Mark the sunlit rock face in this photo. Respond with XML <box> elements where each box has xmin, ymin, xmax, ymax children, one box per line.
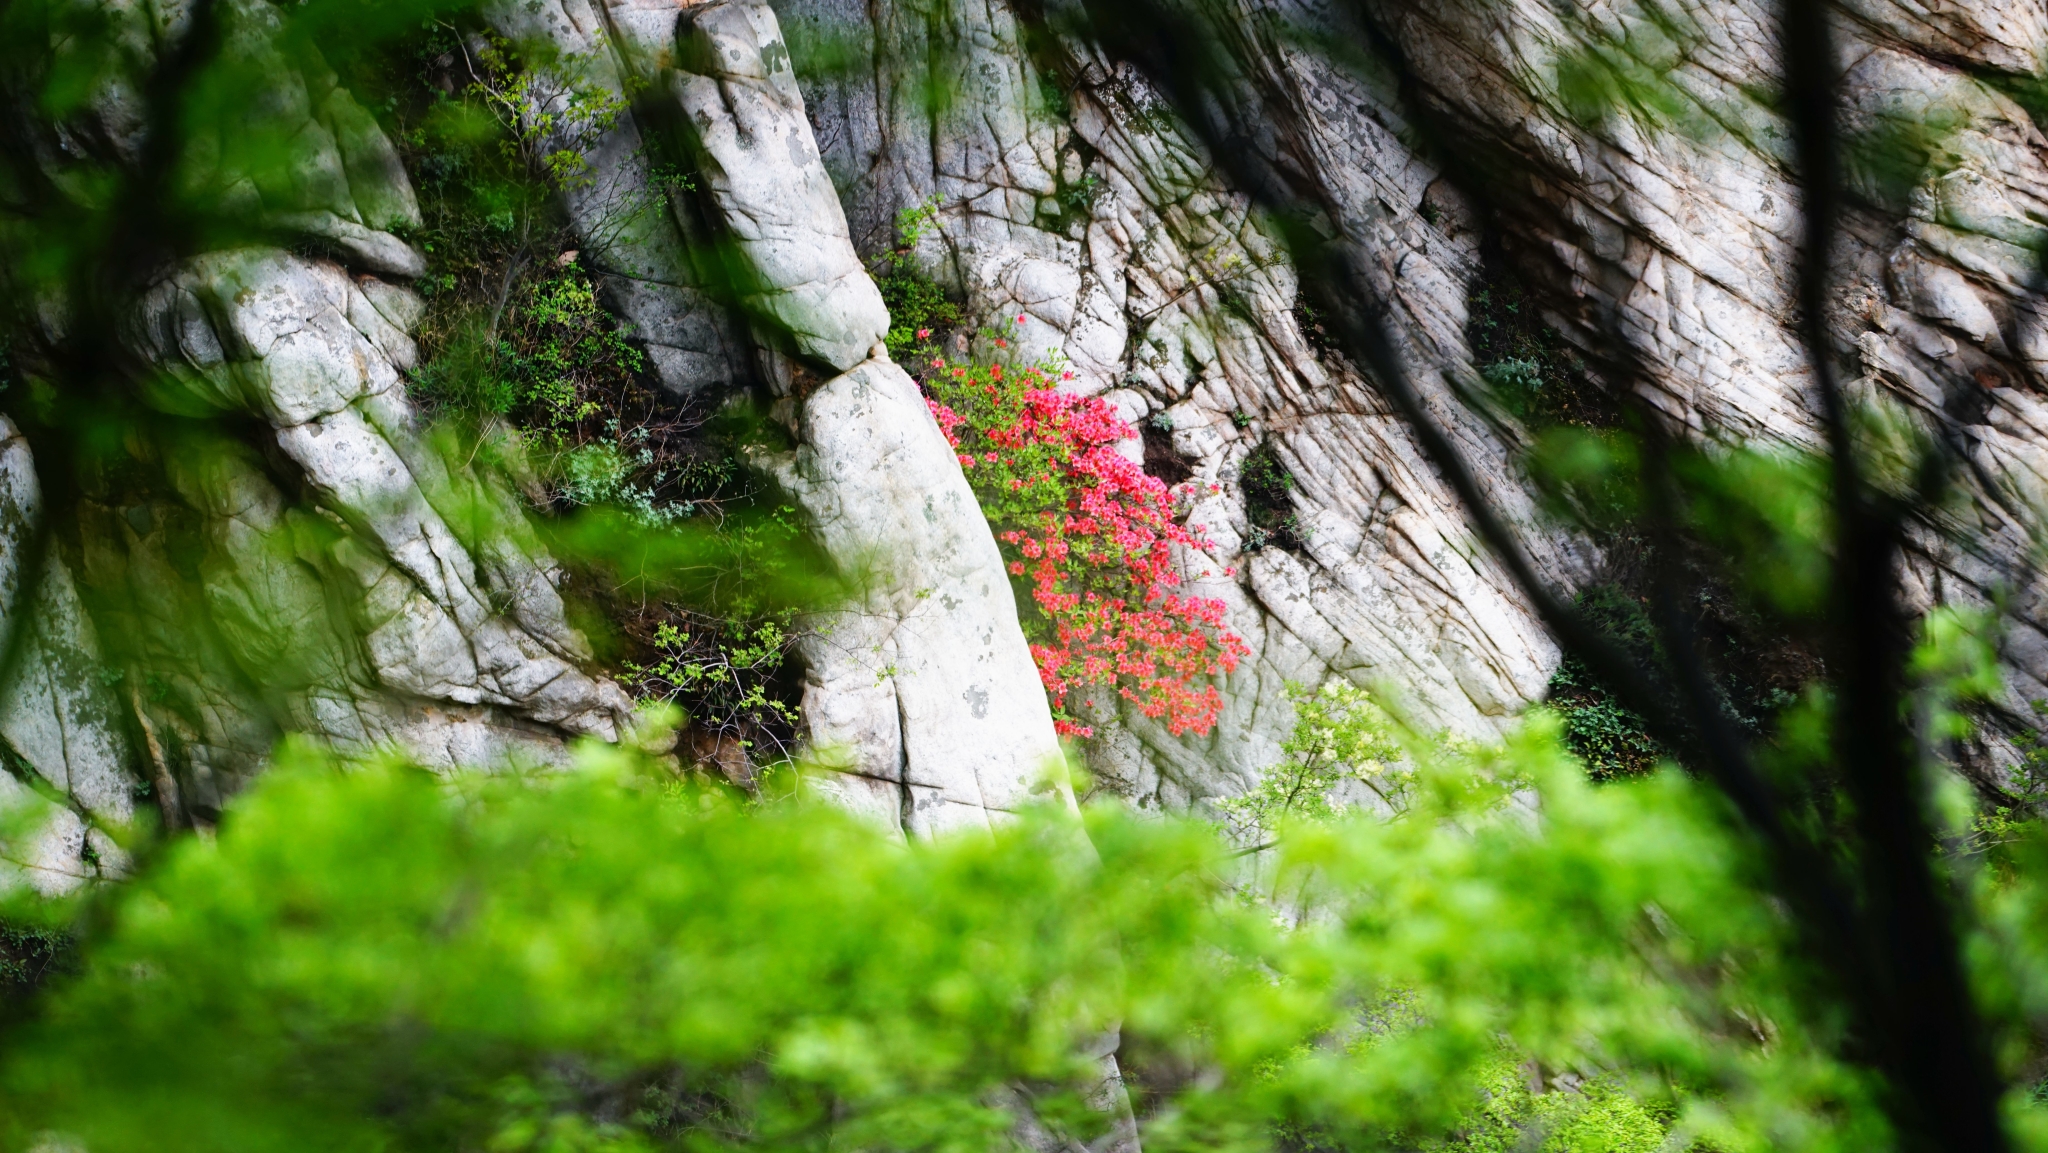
<box><xmin>765</xmin><ymin>354</ymin><xmax>1071</xmax><ymax>836</ymax></box>
<box><xmin>670</xmin><ymin>0</ymin><xmax>1069</xmax><ymax>833</ymax></box>
<box><xmin>651</xmin><ymin>0</ymin><xmax>1069</xmax><ymax>832</ymax></box>
<box><xmin>669</xmin><ymin>0</ymin><xmax>893</xmax><ymax>372</ymax></box>
<box><xmin>772</xmin><ymin>0</ymin><xmax>2048</xmax><ymax>802</ymax></box>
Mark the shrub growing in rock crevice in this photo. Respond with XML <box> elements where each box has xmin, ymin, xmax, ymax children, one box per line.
<box><xmin>1543</xmin><ymin>574</ymin><xmax>1811</xmax><ymax>782</ymax></box>
<box><xmin>1544</xmin><ymin>585</ymin><xmax>1666</xmax><ymax>780</ymax></box>
<box><xmin>1240</xmin><ymin>439</ymin><xmax>1307</xmax><ymax>552</ymax></box>
<box><xmin>872</xmin><ymin>199</ymin><xmax>963</xmax><ymax>356</ymax></box>
<box><xmin>914</xmin><ymin>326</ymin><xmax>1246</xmax><ymax>738</ymax></box>
<box><xmin>1141</xmin><ymin>417</ymin><xmax>1194</xmax><ymax>487</ymax></box>
<box><xmin>387</xmin><ymin>32</ymin><xmax>811</xmax><ymax>768</ymax></box>
<box><xmin>0</xmin><ymin>920</ymin><xmax>71</xmax><ymax>1019</ymax></box>
<box><xmin>1465</xmin><ymin>252</ymin><xmax>1618</xmax><ymax>429</ymax></box>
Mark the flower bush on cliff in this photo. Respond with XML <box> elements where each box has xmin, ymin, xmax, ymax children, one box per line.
<box><xmin>915</xmin><ymin>323</ymin><xmax>1247</xmax><ymax>737</ymax></box>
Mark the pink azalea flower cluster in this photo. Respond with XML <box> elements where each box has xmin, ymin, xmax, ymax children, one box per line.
<box><xmin>917</xmin><ymin>332</ymin><xmax>1247</xmax><ymax>738</ymax></box>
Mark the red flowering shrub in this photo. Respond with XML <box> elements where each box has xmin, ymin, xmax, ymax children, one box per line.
<box><xmin>915</xmin><ymin>324</ymin><xmax>1247</xmax><ymax>738</ymax></box>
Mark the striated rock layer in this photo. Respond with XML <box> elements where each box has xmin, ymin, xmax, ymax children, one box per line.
<box><xmin>775</xmin><ymin>0</ymin><xmax>2048</xmax><ymax>802</ymax></box>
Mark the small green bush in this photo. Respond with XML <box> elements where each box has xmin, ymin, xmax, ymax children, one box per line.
<box><xmin>1219</xmin><ymin>680</ymin><xmax>1402</xmax><ymax>847</ymax></box>
<box><xmin>874</xmin><ymin>199</ymin><xmax>963</xmax><ymax>354</ymax></box>
<box><xmin>625</xmin><ymin>613</ymin><xmax>802</xmax><ymax>763</ymax></box>
<box><xmin>1449</xmin><ymin>1055</ymin><xmax>1671</xmax><ymax>1153</ymax></box>
<box><xmin>1480</xmin><ymin>356</ymin><xmax>1544</xmax><ymax>398</ymax></box>
<box><xmin>1240</xmin><ymin>440</ymin><xmax>1306</xmax><ymax>551</ymax></box>
<box><xmin>0</xmin><ymin>920</ymin><xmax>70</xmax><ymax>1007</ymax></box>
<box><xmin>1466</xmin><ymin>268</ymin><xmax>1616</xmax><ymax>429</ymax></box>
<box><xmin>878</xmin><ymin>269</ymin><xmax>962</xmax><ymax>355</ymax></box>
<box><xmin>1545</xmin><ymin>588</ymin><xmax>1665</xmax><ymax>780</ymax></box>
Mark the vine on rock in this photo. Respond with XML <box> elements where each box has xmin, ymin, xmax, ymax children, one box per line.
<box><xmin>913</xmin><ymin>322</ymin><xmax>1248</xmax><ymax>738</ymax></box>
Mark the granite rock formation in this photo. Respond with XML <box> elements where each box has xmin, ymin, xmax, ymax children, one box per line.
<box><xmin>485</xmin><ymin>0</ymin><xmax>1069</xmax><ymax>833</ymax></box>
<box><xmin>0</xmin><ymin>0</ymin><xmax>636</xmax><ymax>887</ymax></box>
<box><xmin>779</xmin><ymin>0</ymin><xmax>2048</xmax><ymax>803</ymax></box>
<box><xmin>5</xmin><ymin>0</ymin><xmax>2048</xmax><ymax>864</ymax></box>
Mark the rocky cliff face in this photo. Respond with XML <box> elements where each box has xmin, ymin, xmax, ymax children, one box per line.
<box><xmin>0</xmin><ymin>0</ymin><xmax>638</xmax><ymax>888</ymax></box>
<box><xmin>3</xmin><ymin>0</ymin><xmax>2046</xmax><ymax>876</ymax></box>
<box><xmin>779</xmin><ymin>0</ymin><xmax>2048</xmax><ymax>801</ymax></box>
<box><xmin>782</xmin><ymin>0</ymin><xmax>1590</xmax><ymax>805</ymax></box>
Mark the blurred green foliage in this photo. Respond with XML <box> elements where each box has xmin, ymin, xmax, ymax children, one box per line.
<box><xmin>1547</xmin><ymin>6</ymin><xmax>1756</xmax><ymax>149</ymax></box>
<box><xmin>4</xmin><ymin>712</ymin><xmax>2001</xmax><ymax>1153</ymax></box>
<box><xmin>1436</xmin><ymin>1055</ymin><xmax>1673</xmax><ymax>1153</ymax></box>
<box><xmin>1525</xmin><ymin>427</ymin><xmax>1838</xmax><ymax>781</ymax></box>
<box><xmin>1973</xmin><ymin>703</ymin><xmax>2048</xmax><ymax>872</ymax></box>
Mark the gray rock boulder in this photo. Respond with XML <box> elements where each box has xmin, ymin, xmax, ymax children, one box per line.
<box><xmin>94</xmin><ymin>245</ymin><xmax>637</xmax><ymax>799</ymax></box>
<box><xmin>764</xmin><ymin>355</ymin><xmax>1071</xmax><ymax>835</ymax></box>
<box><xmin>0</xmin><ymin>417</ymin><xmax>140</xmax><ymax>894</ymax></box>
<box><xmin>482</xmin><ymin>0</ymin><xmax>755</xmax><ymax>400</ymax></box>
<box><xmin>644</xmin><ymin>0</ymin><xmax>1068</xmax><ymax>833</ymax></box>
<box><xmin>669</xmin><ymin>0</ymin><xmax>891</xmax><ymax>371</ymax></box>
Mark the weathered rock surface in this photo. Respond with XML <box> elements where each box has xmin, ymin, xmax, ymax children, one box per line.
<box><xmin>671</xmin><ymin>0</ymin><xmax>892</xmax><ymax>371</ymax></box>
<box><xmin>1345</xmin><ymin>0</ymin><xmax>2048</xmax><ymax>734</ymax></box>
<box><xmin>767</xmin><ymin>355</ymin><xmax>1069</xmax><ymax>835</ymax></box>
<box><xmin>663</xmin><ymin>0</ymin><xmax>1068</xmax><ymax>833</ymax></box>
<box><xmin>51</xmin><ymin>241</ymin><xmax>639</xmax><ymax>814</ymax></box>
<box><xmin>0</xmin><ymin>417</ymin><xmax>137</xmax><ymax>894</ymax></box>
<box><xmin>771</xmin><ymin>0</ymin><xmax>2048</xmax><ymax>801</ymax></box>
<box><xmin>491</xmin><ymin>0</ymin><xmax>1067</xmax><ymax>834</ymax></box>
<box><xmin>103</xmin><ymin>247</ymin><xmax>637</xmax><ymax>769</ymax></box>
<box><xmin>11</xmin><ymin>0</ymin><xmax>2048</xmax><ymax>839</ymax></box>
<box><xmin>483</xmin><ymin>0</ymin><xmax>756</xmax><ymax>400</ymax></box>
<box><xmin>0</xmin><ymin>0</ymin><xmax>635</xmax><ymax>838</ymax></box>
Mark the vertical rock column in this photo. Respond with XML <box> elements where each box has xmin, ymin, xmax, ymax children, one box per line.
<box><xmin>667</xmin><ymin>0</ymin><xmax>1068</xmax><ymax>836</ymax></box>
<box><xmin>483</xmin><ymin>0</ymin><xmax>754</xmax><ymax>401</ymax></box>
